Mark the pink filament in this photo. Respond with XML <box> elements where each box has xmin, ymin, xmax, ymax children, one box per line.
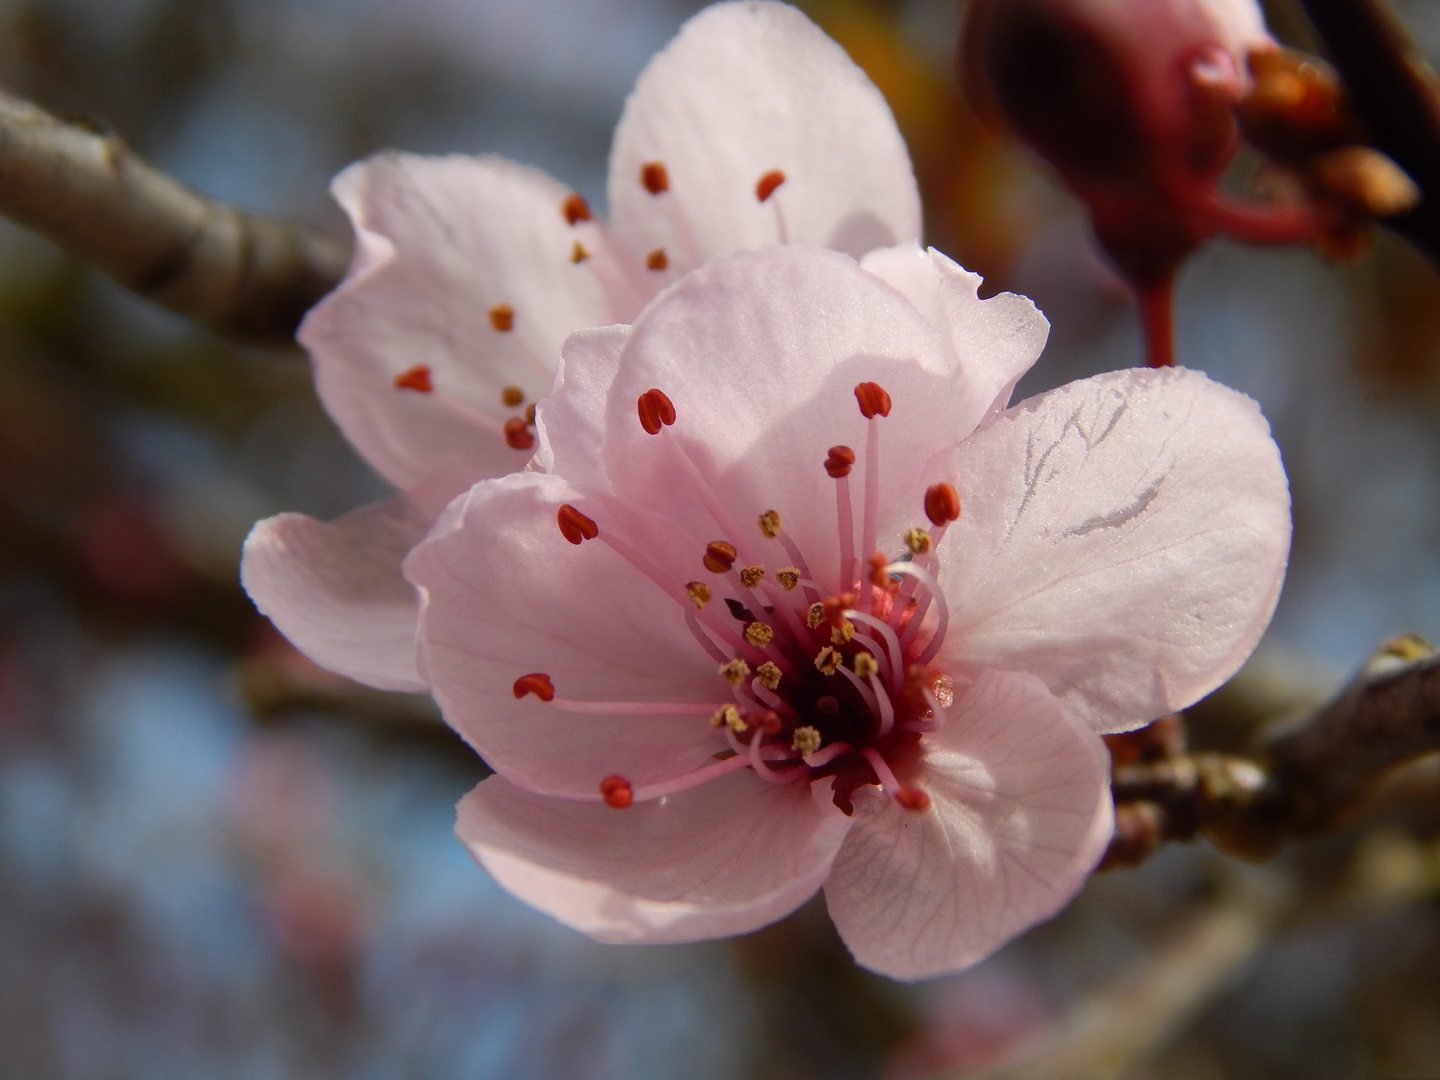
<box><xmin>861</xmin><ymin>415</ymin><xmax>880</xmax><ymax>613</ymax></box>
<box><xmin>551</xmin><ymin>698</ymin><xmax>731</xmax><ymax>716</ymax></box>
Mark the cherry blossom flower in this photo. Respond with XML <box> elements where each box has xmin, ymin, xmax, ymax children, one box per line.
<box><xmin>242</xmin><ymin>1</ymin><xmax>920</xmax><ymax>691</ymax></box>
<box><xmin>404</xmin><ymin>244</ymin><xmax>1291</xmax><ymax>979</ymax></box>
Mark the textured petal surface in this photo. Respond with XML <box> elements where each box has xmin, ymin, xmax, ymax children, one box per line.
<box><xmin>824</xmin><ymin>669</ymin><xmax>1112</xmax><ymax>980</ymax></box>
<box><xmin>861</xmin><ymin>243</ymin><xmax>1050</xmax><ymax>417</ymax></box>
<box><xmin>578</xmin><ymin>247</ymin><xmax>989</xmax><ymax>595</ymax></box>
<box><xmin>241</xmin><ymin>484</ymin><xmax>457</xmax><ymax>692</ymax></box>
<box><xmin>937</xmin><ymin>367</ymin><xmax>1291</xmax><ymax>733</ymax></box>
<box><xmin>408</xmin><ymin>471</ymin><xmax>743</xmax><ymax>798</ymax></box>
<box><xmin>456</xmin><ymin>770</ymin><xmax>852</xmax><ymax>944</ymax></box>
<box><xmin>301</xmin><ymin>153</ymin><xmax>616</xmax><ymax>489</ymax></box>
<box><xmin>532</xmin><ymin>324</ymin><xmax>631</xmax><ymax>493</ymax></box>
<box><xmin>609</xmin><ymin>1</ymin><xmax>920</xmax><ymax>284</ymax></box>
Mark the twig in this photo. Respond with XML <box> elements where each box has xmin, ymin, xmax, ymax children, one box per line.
<box><xmin>1295</xmin><ymin>0</ymin><xmax>1440</xmax><ymax>265</ymax></box>
<box><xmin>0</xmin><ymin>86</ymin><xmax>349</xmax><ymax>344</ymax></box>
<box><xmin>946</xmin><ymin>864</ymin><xmax>1291</xmax><ymax>1080</ymax></box>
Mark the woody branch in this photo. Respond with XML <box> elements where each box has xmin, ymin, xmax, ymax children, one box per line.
<box><xmin>0</xmin><ymin>85</ymin><xmax>349</xmax><ymax>344</ymax></box>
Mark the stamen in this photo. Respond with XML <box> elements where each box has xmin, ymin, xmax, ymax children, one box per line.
<box><xmin>924</xmin><ymin>483</ymin><xmax>961</xmax><ymax>526</ymax></box>
<box><xmin>775</xmin><ymin>568</ymin><xmax>800</xmax><ymax>591</ymax></box>
<box><xmin>744</xmin><ymin>621</ymin><xmax>775</xmax><ymax>647</ymax></box>
<box><xmin>393</xmin><ymin>365</ymin><xmax>432</xmax><ymax>393</ymax></box>
<box><xmin>512</xmin><ymin>673</ymin><xmax>555</xmax><ymax>701</ymax></box>
<box><xmin>905</xmin><ymin>527</ymin><xmax>932</xmax><ymax>555</ymax></box>
<box><xmin>792</xmin><ymin>726</ymin><xmax>822</xmax><ymax>755</ymax></box>
<box><xmin>837</xmin><ymin>665</ymin><xmax>879</xmax><ymax>712</ymax></box>
<box><xmin>802</xmin><ymin>741</ymin><xmax>852</xmax><ymax>767</ymax></box>
<box><xmin>637</xmin><ymin>388</ymin><xmax>677</xmax><ymax>435</ymax></box>
<box><xmin>738</xmin><ymin>565</ymin><xmax>765</xmax><ymax>589</ymax></box>
<box><xmin>571</xmin><ymin>241</ymin><xmax>590</xmax><ymax>263</ymax></box>
<box><xmin>500</xmin><ymin>385</ymin><xmax>525</xmax><ymax>407</ymax></box>
<box><xmin>889</xmin><ymin>562</ymin><xmax>951</xmax><ymax>662</ymax></box>
<box><xmin>685</xmin><ymin>605</ymin><xmax>730</xmax><ymax>664</ymax></box>
<box><xmin>830</xmin><ymin>621</ymin><xmax>855</xmax><ymax>645</ymax></box>
<box><xmin>748</xmin><ymin>728</ymin><xmax>802</xmax><ymax>784</ymax></box>
<box><xmin>631</xmin><ymin>753</ymin><xmax>760</xmax><ymax>802</ymax></box>
<box><xmin>562</xmin><ymin>192</ymin><xmax>592</xmax><ymax>224</ymax></box>
<box><xmin>748</xmin><ymin>708</ymin><xmax>782</xmax><ymax>733</ymax></box>
<box><xmin>646</xmin><ymin>248</ymin><xmax>669</xmax><ymax>271</ymax></box>
<box><xmin>853</xmin><ymin>653</ymin><xmax>879</xmax><ymax>678</ymax></box>
<box><xmin>557</xmin><ymin>504</ymin><xmax>599</xmax><ymax>545</ymax></box>
<box><xmin>749</xmin><ymin>680</ymin><xmax>798</xmax><ymax>719</ymax></box>
<box><xmin>703</xmin><ymin>541</ymin><xmax>738</xmax><ymax>574</ymax></box>
<box><xmin>806</xmin><ymin>604</ymin><xmax>825</xmax><ymax>630</ymax></box>
<box><xmin>710</xmin><ymin>704</ymin><xmax>747</xmax><ymax>731</ymax></box>
<box><xmin>821</xmin><ymin>594</ymin><xmax>857</xmax><ymax>626</ymax></box>
<box><xmin>868</xmin><ymin>552</ymin><xmax>892</xmax><ymax>589</ymax></box>
<box><xmin>663</xmin><ymin>433</ymin><xmax>751</xmax><ymax>554</ymax></box>
<box><xmin>600</xmin><ymin>775</ymin><xmax>633</xmax><ymax>808</ymax></box>
<box><xmin>685</xmin><ymin>581</ymin><xmax>712</xmax><ymax>609</ymax></box>
<box><xmin>489</xmin><ymin>304</ymin><xmax>515</xmax><ymax>332</ymax></box>
<box><xmin>551</xmin><ymin>698</ymin><xmax>730</xmax><ymax>716</ymax></box>
<box><xmin>853</xmin><ymin>382</ymin><xmax>892</xmax><ymax>419</ymax></box>
<box><xmin>815</xmin><ymin>647</ymin><xmax>842</xmax><ymax>676</ymax></box>
<box><xmin>503</xmin><ymin>416</ymin><xmax>534</xmax><ymax>450</ymax></box>
<box><xmin>861</xmin><ymin>748</ymin><xmax>928</xmax><ymax>811</ymax></box>
<box><xmin>755</xmin><ymin>170</ymin><xmax>786</xmax><ymax>202</ymax></box>
<box><xmin>755</xmin><ymin>662</ymin><xmax>782</xmax><ymax>689</ymax></box>
<box><xmin>525</xmin><ymin>404</ymin><xmax>537</xmax><ymax>424</ymax></box>
<box><xmin>824</xmin><ymin>445</ymin><xmax>855</xmax><ymax>478</ymax></box>
<box><xmin>719</xmin><ymin>658</ymin><xmax>751</xmax><ymax>686</ymax></box>
<box><xmin>757</xmin><ymin>510</ymin><xmax>782</xmax><ymax>538</ymax></box>
<box><xmin>845</xmin><ymin>609</ymin><xmax>904</xmax><ymax>686</ymax></box>
<box><xmin>832</xmin><ymin>471</ymin><xmax>855</xmax><ymax>594</ymax></box>
<box><xmin>641</xmin><ymin>161</ymin><xmax>669</xmax><ymax>194</ymax></box>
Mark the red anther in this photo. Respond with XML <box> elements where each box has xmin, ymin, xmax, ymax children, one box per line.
<box><xmin>748</xmin><ymin>709</ymin><xmax>783</xmax><ymax>734</ymax></box>
<box><xmin>896</xmin><ymin>787</ymin><xmax>931</xmax><ymax>811</ymax></box>
<box><xmin>755</xmin><ymin>169</ymin><xmax>786</xmax><ymax>202</ymax></box>
<box><xmin>924</xmin><ymin>482</ymin><xmax>961</xmax><ymax>526</ymax></box>
<box><xmin>636</xmin><ymin>388</ymin><xmax>677</xmax><ymax>435</ymax></box>
<box><xmin>868</xmin><ymin>551</ymin><xmax>891</xmax><ymax>587</ymax></box>
<box><xmin>562</xmin><ymin>192</ymin><xmax>592</xmax><ymax>225</ymax></box>
<box><xmin>854</xmin><ymin>382</ymin><xmax>892</xmax><ymax>418</ymax></box>
<box><xmin>393</xmin><ymin>365</ymin><xmax>433</xmax><ymax>393</ymax></box>
<box><xmin>570</xmin><ymin>241</ymin><xmax>590</xmax><ymax>263</ymax></box>
<box><xmin>824</xmin><ymin>445</ymin><xmax>856</xmax><ymax>479</ymax></box>
<box><xmin>503</xmin><ymin>416</ymin><xmax>534</xmax><ymax>450</ymax></box>
<box><xmin>512</xmin><ymin>673</ymin><xmax>555</xmax><ymax>701</ymax></box>
<box><xmin>703</xmin><ymin>540</ymin><xmax>738</xmax><ymax>574</ymax></box>
<box><xmin>489</xmin><ymin>304</ymin><xmax>515</xmax><ymax>331</ymax></box>
<box><xmin>600</xmin><ymin>775</ymin><xmax>634</xmax><ymax>808</ymax></box>
<box><xmin>641</xmin><ymin>161</ymin><xmax>669</xmax><ymax>194</ymax></box>
<box><xmin>821</xmin><ymin>593</ymin><xmax>857</xmax><ymax>626</ymax></box>
<box><xmin>557</xmin><ymin>504</ymin><xmax>599</xmax><ymax>545</ymax></box>
<box><xmin>646</xmin><ymin>248</ymin><xmax>669</xmax><ymax>271</ymax></box>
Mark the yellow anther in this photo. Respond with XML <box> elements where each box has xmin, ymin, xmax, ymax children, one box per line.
<box><xmin>775</xmin><ymin>568</ymin><xmax>800</xmax><ymax>591</ymax></box>
<box><xmin>757</xmin><ymin>510</ymin><xmax>782</xmax><ymax>539</ymax></box>
<box><xmin>806</xmin><ymin>603</ymin><xmax>825</xmax><ymax>629</ymax></box>
<box><xmin>709</xmin><ymin>704</ymin><xmax>742</xmax><ymax>730</ymax></box>
<box><xmin>685</xmin><ymin>581</ymin><xmax>711</xmax><ymax>609</ymax></box>
<box><xmin>792</xmin><ymin>726</ymin><xmax>822</xmax><ymax>755</ymax></box>
<box><xmin>853</xmin><ymin>652</ymin><xmax>879</xmax><ymax>678</ymax></box>
<box><xmin>756</xmin><ymin>662</ymin><xmax>782</xmax><ymax>690</ymax></box>
<box><xmin>814</xmin><ymin>647</ymin><xmax>841</xmax><ymax>676</ymax></box>
<box><xmin>744</xmin><ymin>621</ymin><xmax>775</xmax><ymax>647</ymax></box>
<box><xmin>830</xmin><ymin>620</ymin><xmax>855</xmax><ymax>645</ymax></box>
<box><xmin>739</xmin><ymin>565</ymin><xmax>765</xmax><ymax>589</ymax></box>
<box><xmin>500</xmin><ymin>385</ymin><xmax>524</xmax><ymax>408</ymax></box>
<box><xmin>719</xmin><ymin>658</ymin><xmax>751</xmax><ymax>686</ymax></box>
<box><xmin>904</xmin><ymin>527</ymin><xmax>932</xmax><ymax>555</ymax></box>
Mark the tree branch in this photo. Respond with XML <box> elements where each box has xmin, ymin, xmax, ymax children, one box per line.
<box><xmin>0</xmin><ymin>86</ymin><xmax>349</xmax><ymax>344</ymax></box>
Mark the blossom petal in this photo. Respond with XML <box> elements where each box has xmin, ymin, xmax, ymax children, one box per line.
<box><xmin>301</xmin><ymin>152</ymin><xmax>616</xmax><ymax>490</ymax></box>
<box><xmin>861</xmin><ymin>243</ymin><xmax>1050</xmax><ymax>416</ymax></box>
<box><xmin>824</xmin><ymin>669</ymin><xmax>1112</xmax><ymax>980</ymax></box>
<box><xmin>532</xmin><ymin>324</ymin><xmax>631</xmax><ymax>493</ymax></box>
<box><xmin>937</xmin><ymin>367</ymin><xmax>1291</xmax><ymax>733</ymax></box>
<box><xmin>585</xmin><ymin>246</ymin><xmax>988</xmax><ymax>595</ymax></box>
<box><xmin>608</xmin><ymin>1</ymin><xmax>920</xmax><ymax>282</ymax></box>
<box><xmin>241</xmin><ymin>487</ymin><xmax>453</xmax><ymax>692</ymax></box>
<box><xmin>407</xmin><ymin>470</ymin><xmax>740</xmax><ymax>798</ymax></box>
<box><xmin>456</xmin><ymin>769</ymin><xmax>852</xmax><ymax>944</ymax></box>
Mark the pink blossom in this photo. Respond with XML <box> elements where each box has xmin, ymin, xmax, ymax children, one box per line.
<box><xmin>404</xmin><ymin>244</ymin><xmax>1291</xmax><ymax>979</ymax></box>
<box><xmin>241</xmin><ymin>1</ymin><xmax>920</xmax><ymax>691</ymax></box>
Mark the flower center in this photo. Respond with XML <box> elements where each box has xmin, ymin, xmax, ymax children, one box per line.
<box><xmin>515</xmin><ymin>382</ymin><xmax>963</xmax><ymax>814</ymax></box>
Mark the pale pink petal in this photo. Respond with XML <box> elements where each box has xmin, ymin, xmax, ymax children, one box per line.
<box><xmin>407</xmin><ymin>471</ymin><xmax>740</xmax><ymax>798</ymax></box>
<box><xmin>608</xmin><ymin>1</ymin><xmax>920</xmax><ymax>283</ymax></box>
<box><xmin>861</xmin><ymin>243</ymin><xmax>1050</xmax><ymax>420</ymax></box>
<box><xmin>824</xmin><ymin>669</ymin><xmax>1112</xmax><ymax>980</ymax></box>
<box><xmin>937</xmin><ymin>367</ymin><xmax>1291</xmax><ymax>733</ymax></box>
<box><xmin>301</xmin><ymin>153</ymin><xmax>617</xmax><ymax>490</ymax></box>
<box><xmin>457</xmin><ymin>769</ymin><xmax>852</xmax><ymax>944</ymax></box>
<box><xmin>591</xmin><ymin>246</ymin><xmax>987</xmax><ymax>594</ymax></box>
<box><xmin>241</xmin><ymin>486</ymin><xmax>451</xmax><ymax>692</ymax></box>
<box><xmin>532</xmin><ymin>323</ymin><xmax>631</xmax><ymax>493</ymax></box>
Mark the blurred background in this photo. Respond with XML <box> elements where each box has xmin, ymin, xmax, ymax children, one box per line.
<box><xmin>0</xmin><ymin>0</ymin><xmax>1437</xmax><ymax>1077</ymax></box>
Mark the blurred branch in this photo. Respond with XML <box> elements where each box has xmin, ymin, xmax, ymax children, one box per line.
<box><xmin>1102</xmin><ymin>636</ymin><xmax>1440</xmax><ymax>868</ymax></box>
<box><xmin>0</xmin><ymin>86</ymin><xmax>349</xmax><ymax>344</ymax></box>
<box><xmin>950</xmin><ymin>866</ymin><xmax>1291</xmax><ymax>1080</ymax></box>
<box><xmin>1296</xmin><ymin>0</ymin><xmax>1440</xmax><ymax>265</ymax></box>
